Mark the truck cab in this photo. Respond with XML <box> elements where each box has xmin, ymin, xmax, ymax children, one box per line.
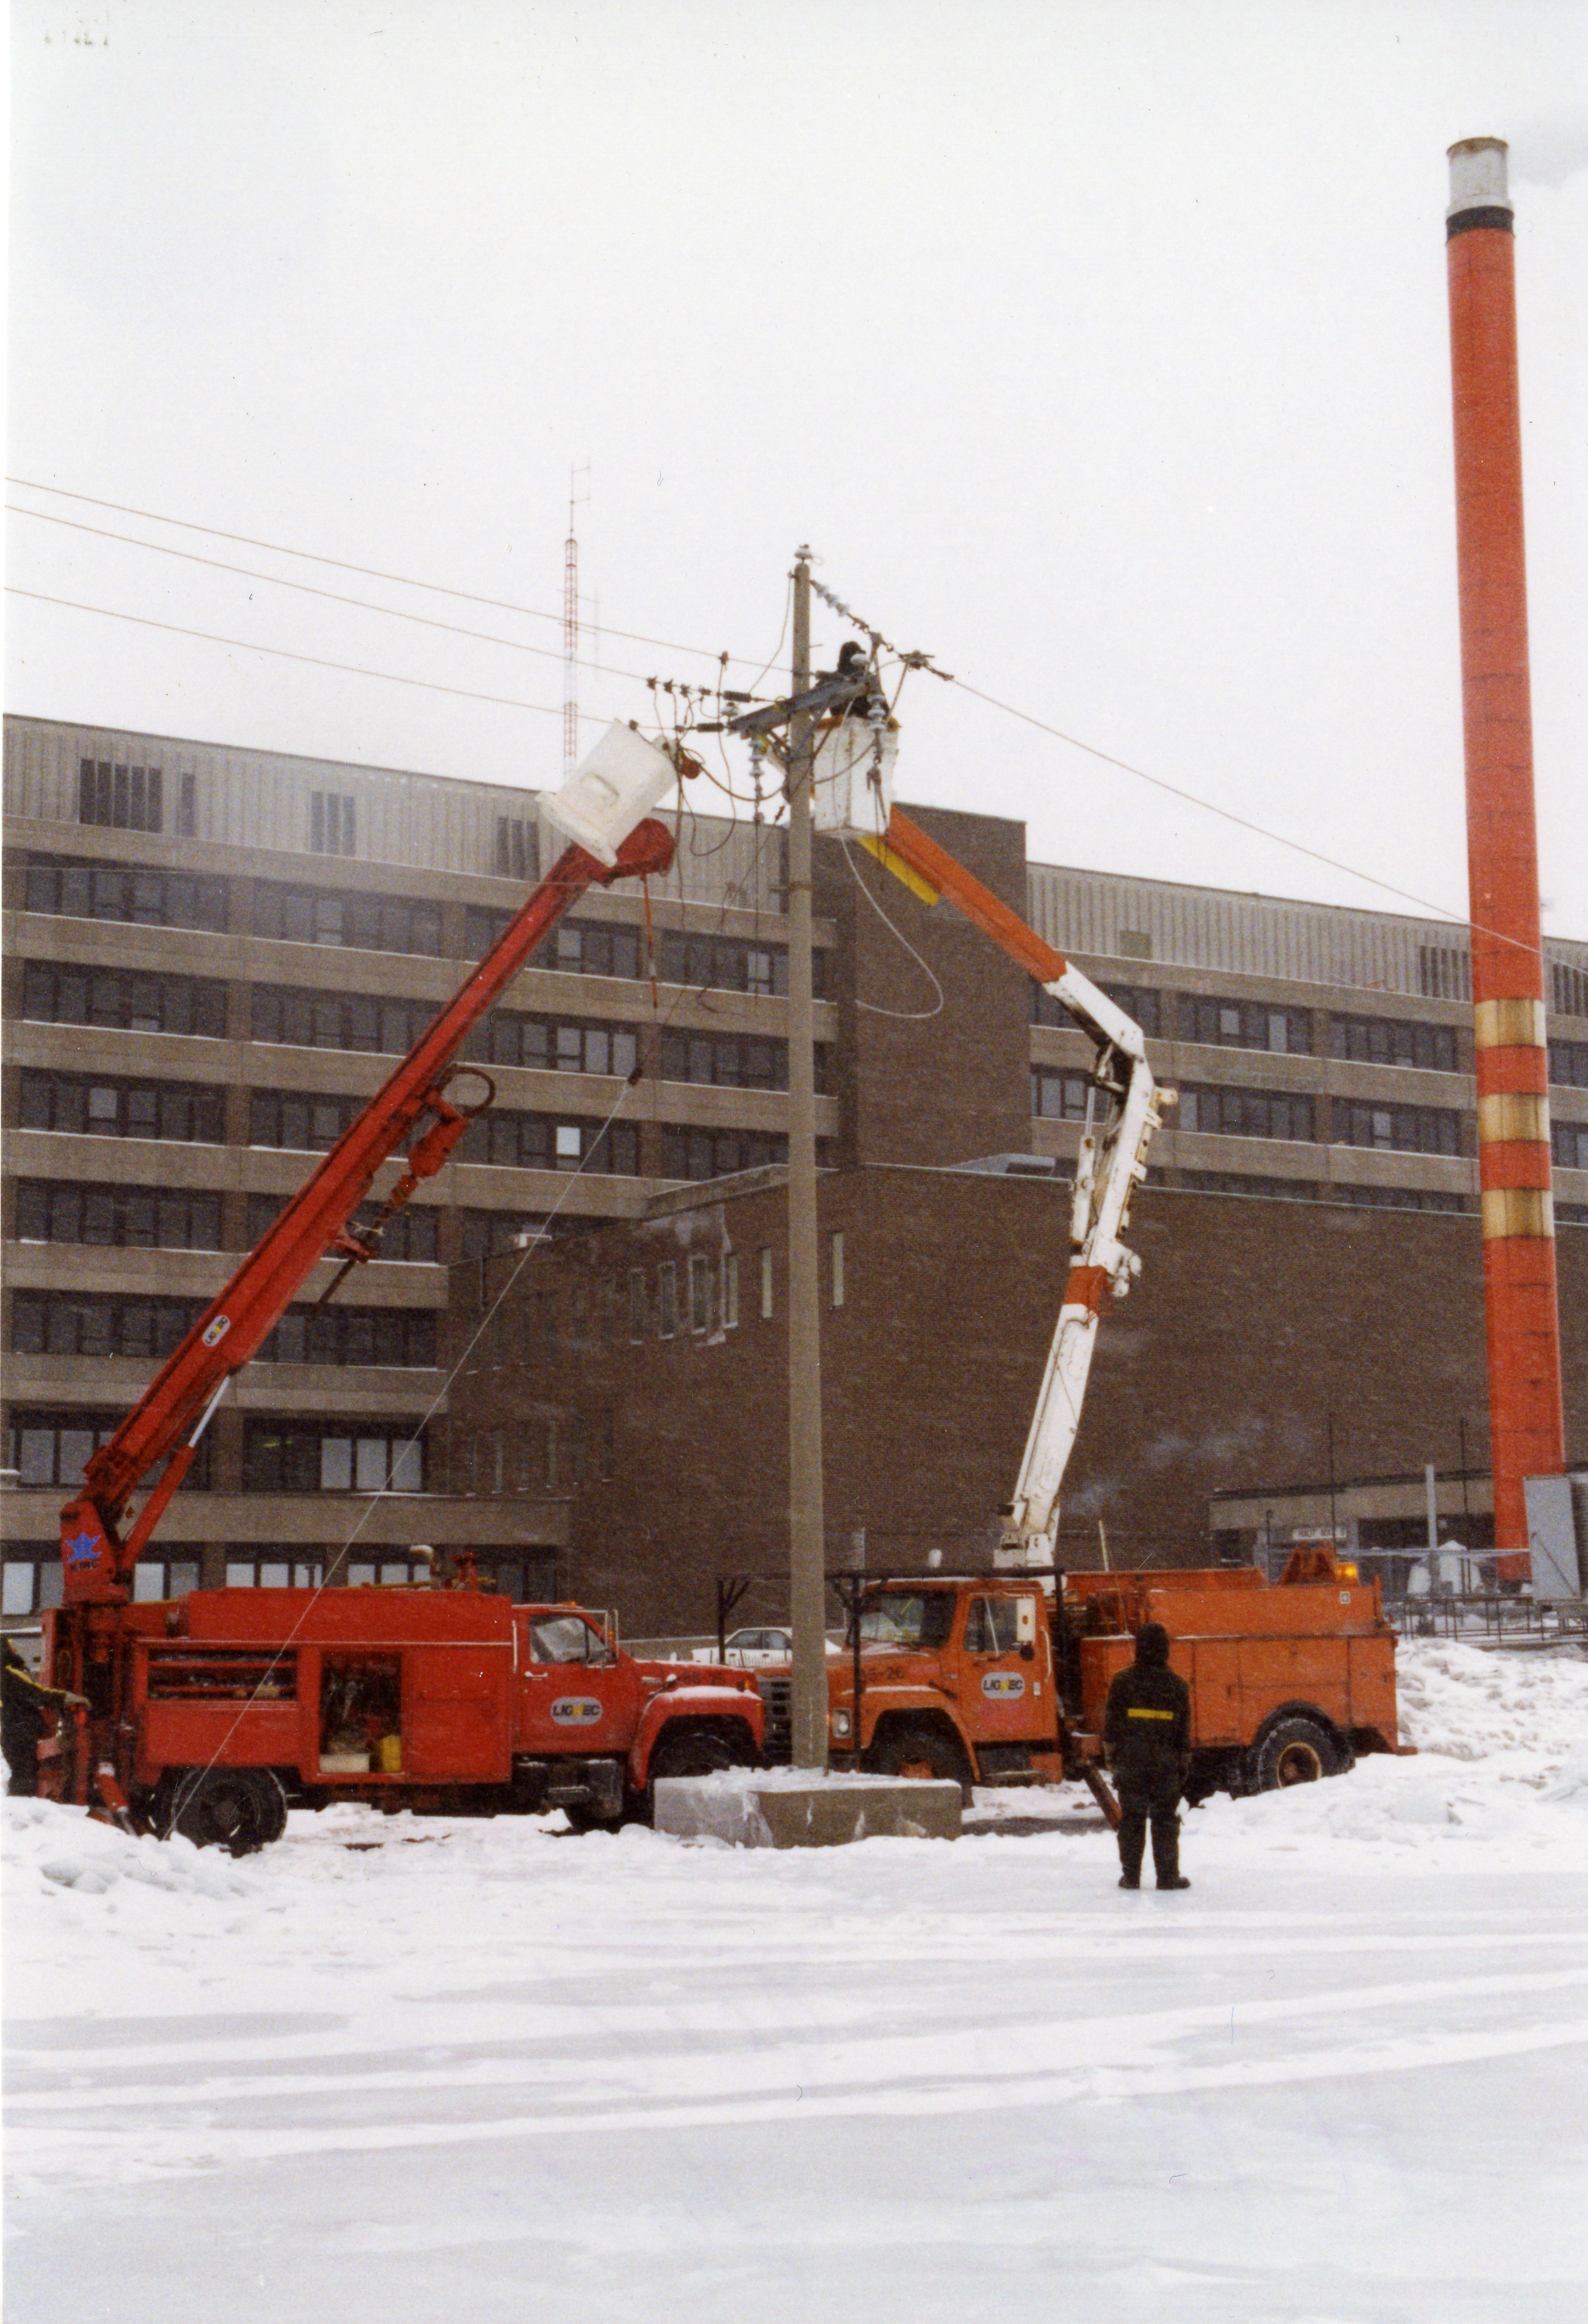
<box><xmin>818</xmin><ymin>1578</ymin><xmax>1069</xmax><ymax>1792</ymax></box>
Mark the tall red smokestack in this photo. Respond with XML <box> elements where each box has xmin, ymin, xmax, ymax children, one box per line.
<box><xmin>1445</xmin><ymin>135</ymin><xmax>1566</xmax><ymax>1578</ymax></box>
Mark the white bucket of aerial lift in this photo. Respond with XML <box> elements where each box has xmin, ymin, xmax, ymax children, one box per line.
<box><xmin>541</xmin><ymin>721</ymin><xmax>678</xmax><ymax>867</ymax></box>
<box><xmin>811</xmin><ymin>716</ymin><xmax>898</xmax><ymax>839</ymax></box>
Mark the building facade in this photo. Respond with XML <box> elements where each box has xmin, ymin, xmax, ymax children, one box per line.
<box><xmin>4</xmin><ymin>711</ymin><xmax>1585</xmax><ymax>1633</ymax></box>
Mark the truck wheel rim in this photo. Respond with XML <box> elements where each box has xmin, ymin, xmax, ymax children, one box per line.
<box><xmin>1275</xmin><ymin>1741</ymin><xmax>1324</xmax><ymax>1785</ymax></box>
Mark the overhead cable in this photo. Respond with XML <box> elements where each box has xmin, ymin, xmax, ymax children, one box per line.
<box><xmin>6</xmin><ymin>587</ymin><xmax>568</xmax><ymax>721</ymax></box>
<box><xmin>951</xmin><ymin>673</ymin><xmax>1540</xmax><ymax>956</ymax></box>
<box><xmin>6</xmin><ymin>474</ymin><xmax>762</xmax><ymax>669</ymax></box>
<box><xmin>8</xmin><ymin>505</ymin><xmax>675</xmax><ymax>691</ymax></box>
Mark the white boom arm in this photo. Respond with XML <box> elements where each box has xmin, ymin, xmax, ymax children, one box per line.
<box><xmin>997</xmin><ymin>964</ymin><xmax>1171</xmax><ymax>1568</ymax></box>
<box><xmin>841</xmin><ymin>803</ymin><xmax>1174</xmax><ymax>1573</ymax></box>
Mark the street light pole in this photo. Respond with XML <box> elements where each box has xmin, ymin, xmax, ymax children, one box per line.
<box><xmin>786</xmin><ymin>548</ymin><xmax>828</xmax><ymax>1769</ymax></box>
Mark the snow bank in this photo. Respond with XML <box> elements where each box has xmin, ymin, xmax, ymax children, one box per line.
<box><xmin>1</xmin><ymin>1794</ymin><xmax>255</xmax><ymax>1901</ymax></box>
<box><xmin>1394</xmin><ymin>1636</ymin><xmax>1588</xmax><ymax>1762</ymax></box>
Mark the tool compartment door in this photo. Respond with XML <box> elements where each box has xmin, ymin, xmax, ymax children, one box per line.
<box><xmin>403</xmin><ymin>1644</ymin><xmax>513</xmax><ymax>1782</ymax></box>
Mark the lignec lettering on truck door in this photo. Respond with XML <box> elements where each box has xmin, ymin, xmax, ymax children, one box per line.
<box><xmin>981</xmin><ymin>1673</ymin><xmax>1026</xmax><ymax>1700</ymax></box>
<box><xmin>550</xmin><ymin>1698</ymin><xmax>604</xmax><ymax>1726</ymax></box>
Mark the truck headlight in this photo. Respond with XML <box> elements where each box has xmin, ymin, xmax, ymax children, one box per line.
<box><xmin>832</xmin><ymin>1710</ymin><xmax>851</xmax><ymax>1740</ymax></box>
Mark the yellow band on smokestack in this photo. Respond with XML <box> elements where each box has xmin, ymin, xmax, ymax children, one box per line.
<box><xmin>1478</xmin><ymin>1093</ymin><xmax>1551</xmax><ymax>1144</ymax></box>
<box><xmin>1481</xmin><ymin>1187</ymin><xmax>1554</xmax><ymax>1241</ymax></box>
<box><xmin>1473</xmin><ymin>997</ymin><xmax>1547</xmax><ymax>1049</ymax></box>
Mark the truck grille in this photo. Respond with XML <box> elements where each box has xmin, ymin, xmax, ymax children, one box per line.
<box><xmin>756</xmin><ymin>1673</ymin><xmax>792</xmax><ymax>1763</ymax></box>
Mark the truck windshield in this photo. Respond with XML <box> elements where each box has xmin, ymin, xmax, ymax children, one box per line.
<box><xmin>851</xmin><ymin>1591</ymin><xmax>956</xmax><ymax>1651</ymax></box>
<box><xmin>526</xmin><ymin>1614</ymin><xmax>611</xmax><ymax>1665</ymax></box>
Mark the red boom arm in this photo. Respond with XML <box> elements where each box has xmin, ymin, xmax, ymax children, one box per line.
<box><xmin>59</xmin><ymin>818</ymin><xmax>675</xmax><ymax>1605</ymax></box>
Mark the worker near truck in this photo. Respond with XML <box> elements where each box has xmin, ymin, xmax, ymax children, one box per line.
<box><xmin>2</xmin><ymin>1638</ymin><xmax>86</xmax><ymax>1797</ymax></box>
<box><xmin>1103</xmin><ymin>1623</ymin><xmax>1193</xmax><ymax>1892</ymax></box>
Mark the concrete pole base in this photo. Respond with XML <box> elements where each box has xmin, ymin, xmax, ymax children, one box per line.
<box><xmin>653</xmin><ymin>1770</ymin><xmax>962</xmax><ymax>1848</ymax></box>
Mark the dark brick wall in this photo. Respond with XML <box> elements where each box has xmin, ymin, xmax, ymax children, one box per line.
<box><xmin>446</xmin><ymin>1171</ymin><xmax>1588</xmax><ymax>1638</ymax></box>
<box><xmin>813</xmin><ymin>804</ymin><xmax>1032</xmax><ymax>1169</ymax></box>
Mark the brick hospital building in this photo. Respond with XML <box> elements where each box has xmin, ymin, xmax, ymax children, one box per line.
<box><xmin>4</xmin><ymin>713</ymin><xmax>1585</xmax><ymax>1632</ymax></box>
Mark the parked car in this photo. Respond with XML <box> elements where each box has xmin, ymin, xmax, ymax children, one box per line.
<box><xmin>723</xmin><ymin>1626</ymin><xmax>794</xmax><ymax>1669</ymax></box>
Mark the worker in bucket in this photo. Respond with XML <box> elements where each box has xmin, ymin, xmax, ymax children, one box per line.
<box><xmin>1103</xmin><ymin>1621</ymin><xmax>1193</xmax><ymax>1891</ymax></box>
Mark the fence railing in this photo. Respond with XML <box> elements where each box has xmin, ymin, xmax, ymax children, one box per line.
<box><xmin>1383</xmin><ymin>1591</ymin><xmax>1587</xmax><ymax>1645</ymax></box>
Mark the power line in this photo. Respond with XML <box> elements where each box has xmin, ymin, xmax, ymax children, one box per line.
<box><xmin>951</xmin><ymin>672</ymin><xmax>1535</xmax><ymax>953</ymax></box>
<box><xmin>6</xmin><ymin>587</ymin><xmax>569</xmax><ymax>721</ymax></box>
<box><xmin>6</xmin><ymin>475</ymin><xmax>762</xmax><ymax>669</ymax></box>
<box><xmin>7</xmin><ymin>505</ymin><xmax>674</xmax><ymax>691</ymax></box>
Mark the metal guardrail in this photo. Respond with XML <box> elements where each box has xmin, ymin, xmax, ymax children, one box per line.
<box><xmin>1384</xmin><ymin>1592</ymin><xmax>1587</xmax><ymax>1646</ymax></box>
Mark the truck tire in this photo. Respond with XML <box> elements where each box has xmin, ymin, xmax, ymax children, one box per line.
<box><xmin>158</xmin><ymin>1767</ymin><xmax>288</xmax><ymax>1854</ymax></box>
<box><xmin>867</xmin><ymin>1722</ymin><xmax>973</xmax><ymax>1801</ymax></box>
<box><xmin>648</xmin><ymin>1726</ymin><xmax>749</xmax><ymax>1786</ymax></box>
<box><xmin>1251</xmin><ymin>1716</ymin><xmax>1339</xmax><ymax>1793</ymax></box>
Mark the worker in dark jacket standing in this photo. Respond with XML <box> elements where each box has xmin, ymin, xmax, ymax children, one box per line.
<box><xmin>1103</xmin><ymin>1621</ymin><xmax>1192</xmax><ymax>1891</ymax></box>
<box><xmin>2</xmin><ymin>1637</ymin><xmax>85</xmax><ymax>1798</ymax></box>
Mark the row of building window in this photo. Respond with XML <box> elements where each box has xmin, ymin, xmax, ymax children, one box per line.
<box><xmin>1034</xmin><ymin>985</ymin><xmax>1462</xmax><ymax>1072</ymax></box>
<box><xmin>23</xmin><ymin>856</ymin><xmax>228</xmax><ymax>932</ymax></box>
<box><xmin>257</xmin><ymin>1307</ymin><xmax>437</xmax><ymax>1368</ymax></box>
<box><xmin>11</xmin><ymin>1291</ymin><xmax>203</xmax><ymax>1360</ymax></box>
<box><xmin>460</xmin><ymin>1013</ymin><xmax>640</xmax><ymax>1079</ymax></box>
<box><xmin>659</xmin><ymin>1128</ymin><xmax>791</xmax><ymax>1182</ymax></box>
<box><xmin>11</xmin><ymin>1184</ymin><xmax>545</xmax><ymax>1268</ymax></box>
<box><xmin>6</xmin><ymin>1413</ymin><xmax>209</xmax><ymax>1490</ymax></box>
<box><xmin>1177</xmin><ymin>1085</ymin><xmax>1321</xmax><ymax>1145</ymax></box>
<box><xmin>659</xmin><ymin>1029</ymin><xmax>801</xmax><ymax>1091</ymax></box>
<box><xmin>246</xmin><ymin>1192</ymin><xmax>442</xmax><ymax>1262</ymax></box>
<box><xmin>251</xmin><ymin>987</ymin><xmax>434</xmax><ymax>1054</ymax></box>
<box><xmin>9</xmin><ymin>1291</ymin><xmax>435</xmax><ymax>1366</ymax></box>
<box><xmin>253</xmin><ymin>882</ymin><xmax>444</xmax><ymax>956</ymax></box>
<box><xmin>18</xmin><ymin>1071</ymin><xmax>225</xmax><ymax>1144</ymax></box>
<box><xmin>1033</xmin><ymin>1070</ymin><xmax>1465</xmax><ymax>1157</ymax></box>
<box><xmin>22</xmin><ymin>963</ymin><xmax>228</xmax><ymax>1039</ymax></box>
<box><xmin>463</xmin><ymin>909</ymin><xmax>645</xmax><ymax>978</ymax></box>
<box><xmin>21</xmin><ymin>949</ymin><xmax>1566</xmax><ymax>1095</ymax></box>
<box><xmin>14</xmin><ymin>1180</ymin><xmax>223</xmax><ymax>1252</ymax></box>
<box><xmin>10</xmin><ymin>1180</ymin><xmax>444</xmax><ymax>1261</ymax></box>
<box><xmin>1330</xmin><ymin>1014</ymin><xmax>1460</xmax><ymax>1073</ymax></box>
<box><xmin>242</xmin><ymin>1423</ymin><xmax>424</xmax><ymax>1494</ymax></box>
<box><xmin>469</xmin><ymin>1112</ymin><xmax>641</xmax><ymax>1176</ymax></box>
<box><xmin>24</xmin><ymin>962</ymin><xmax>816</xmax><ymax>1104</ymax></box>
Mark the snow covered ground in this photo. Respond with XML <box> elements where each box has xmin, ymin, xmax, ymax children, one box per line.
<box><xmin>6</xmin><ymin>1637</ymin><xmax>1587</xmax><ymax>2324</ymax></box>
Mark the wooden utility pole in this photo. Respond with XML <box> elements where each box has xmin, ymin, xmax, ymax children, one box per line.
<box><xmin>786</xmin><ymin>548</ymin><xmax>828</xmax><ymax>1768</ymax></box>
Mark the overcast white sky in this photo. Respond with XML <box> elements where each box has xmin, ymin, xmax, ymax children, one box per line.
<box><xmin>7</xmin><ymin>2</ymin><xmax>1585</xmax><ymax>934</ymax></box>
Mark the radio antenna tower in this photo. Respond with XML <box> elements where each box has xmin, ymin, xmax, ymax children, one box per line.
<box><xmin>562</xmin><ymin>467</ymin><xmax>589</xmax><ymax>781</ymax></box>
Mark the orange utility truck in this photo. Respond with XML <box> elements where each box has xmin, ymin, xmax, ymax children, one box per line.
<box><xmin>770</xmin><ymin>1547</ymin><xmax>1401</xmax><ymax>1803</ymax></box>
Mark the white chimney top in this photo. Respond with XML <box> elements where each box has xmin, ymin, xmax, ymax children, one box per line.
<box><xmin>1447</xmin><ymin>137</ymin><xmax>1511</xmax><ymax>220</ymax></box>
